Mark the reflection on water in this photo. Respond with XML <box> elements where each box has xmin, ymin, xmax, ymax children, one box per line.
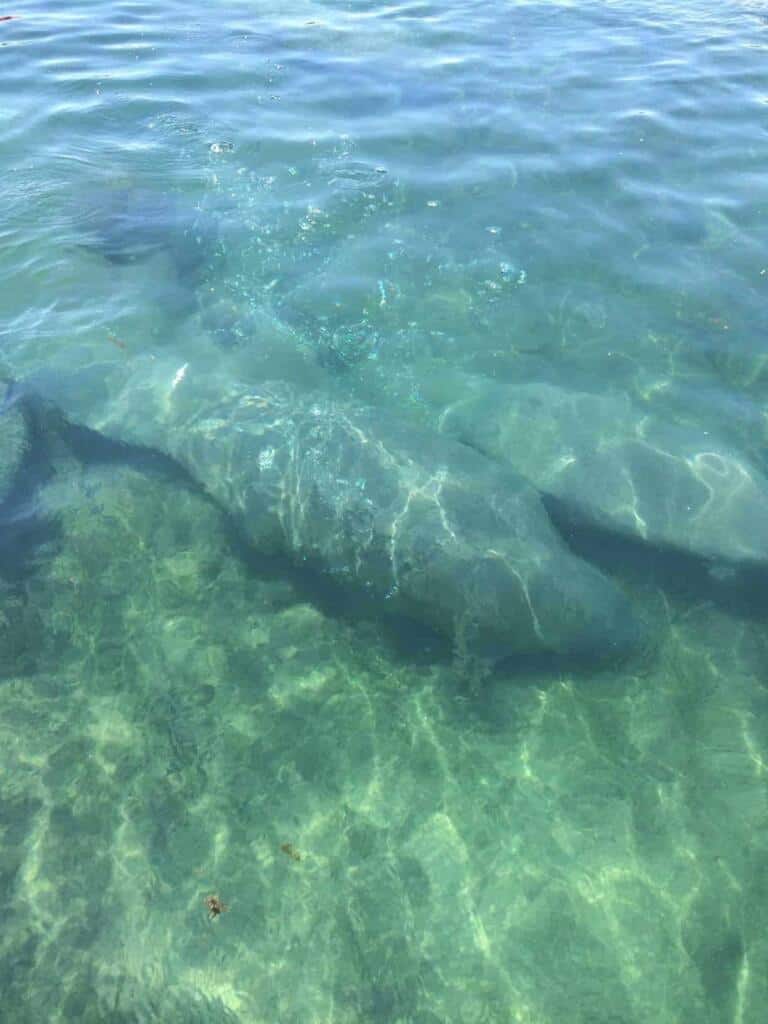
<box><xmin>2</xmin><ymin>1</ymin><xmax>768</xmax><ymax>1021</ymax></box>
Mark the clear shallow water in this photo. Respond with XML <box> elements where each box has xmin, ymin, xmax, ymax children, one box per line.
<box><xmin>2</xmin><ymin>1</ymin><xmax>768</xmax><ymax>1021</ymax></box>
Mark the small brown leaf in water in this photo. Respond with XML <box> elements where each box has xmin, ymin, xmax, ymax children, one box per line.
<box><xmin>204</xmin><ymin>894</ymin><xmax>228</xmax><ymax>919</ymax></box>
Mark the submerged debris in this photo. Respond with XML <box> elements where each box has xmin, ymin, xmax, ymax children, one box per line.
<box><xmin>204</xmin><ymin>894</ymin><xmax>228</xmax><ymax>919</ymax></box>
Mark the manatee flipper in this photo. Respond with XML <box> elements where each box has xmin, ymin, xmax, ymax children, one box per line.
<box><xmin>73</xmin><ymin>185</ymin><xmax>217</xmax><ymax>287</ymax></box>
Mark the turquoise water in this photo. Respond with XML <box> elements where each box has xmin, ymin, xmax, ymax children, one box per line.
<box><xmin>2</xmin><ymin>1</ymin><xmax>768</xmax><ymax>1020</ymax></box>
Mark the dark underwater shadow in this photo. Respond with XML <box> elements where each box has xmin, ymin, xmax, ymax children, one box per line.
<box><xmin>0</xmin><ymin>394</ymin><xmax>63</xmax><ymax>583</ymax></box>
<box><xmin>0</xmin><ymin>394</ymin><xmax>74</xmax><ymax>680</ymax></box>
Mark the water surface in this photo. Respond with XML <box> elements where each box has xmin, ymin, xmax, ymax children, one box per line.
<box><xmin>2</xmin><ymin>2</ymin><xmax>768</xmax><ymax>1021</ymax></box>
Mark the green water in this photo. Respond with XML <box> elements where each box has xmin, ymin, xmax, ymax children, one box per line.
<box><xmin>2</xmin><ymin>2</ymin><xmax>768</xmax><ymax>1021</ymax></box>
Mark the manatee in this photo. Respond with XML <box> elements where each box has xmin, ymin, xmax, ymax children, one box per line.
<box><xmin>435</xmin><ymin>375</ymin><xmax>768</xmax><ymax>568</ymax></box>
<box><xmin>12</xmin><ymin>307</ymin><xmax>643</xmax><ymax>663</ymax></box>
<box><xmin>73</xmin><ymin>352</ymin><xmax>642</xmax><ymax>662</ymax></box>
<box><xmin>74</xmin><ymin>185</ymin><xmax>217</xmax><ymax>286</ymax></box>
